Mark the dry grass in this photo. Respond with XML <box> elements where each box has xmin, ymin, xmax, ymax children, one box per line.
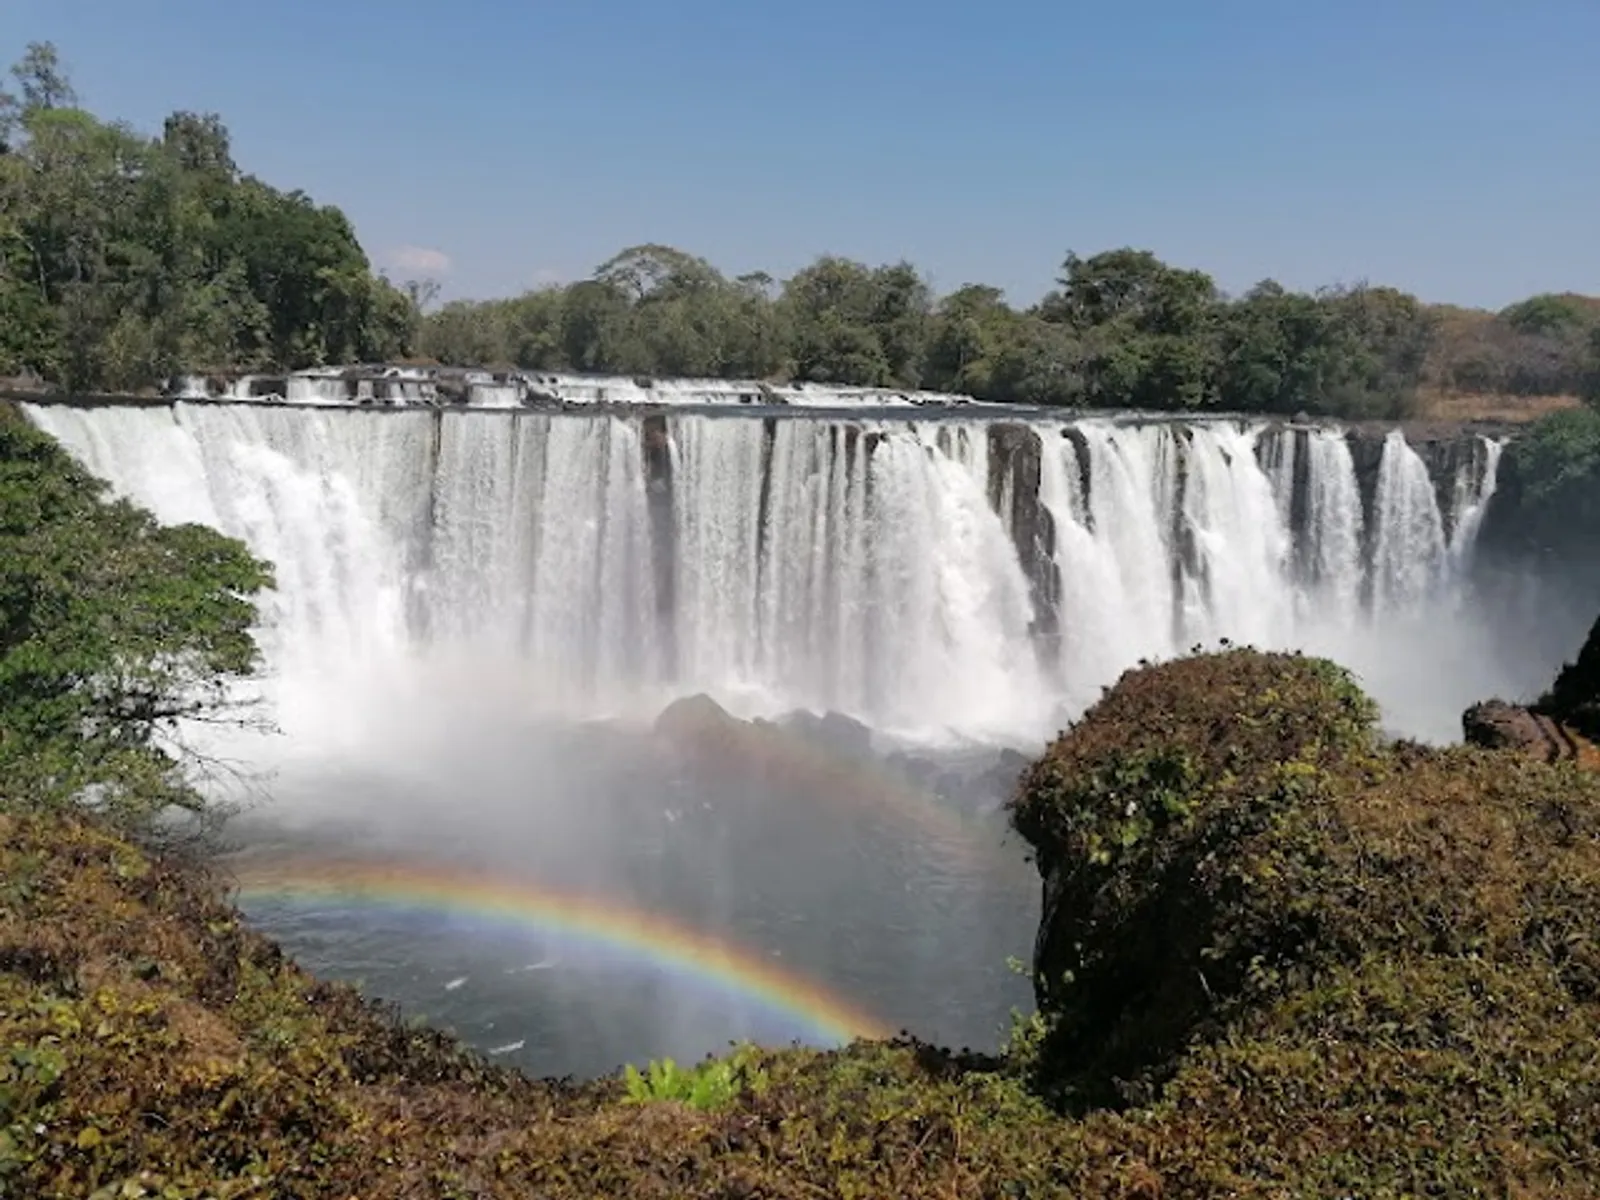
<box><xmin>1415</xmin><ymin>388</ymin><xmax>1582</xmax><ymax>423</ymax></box>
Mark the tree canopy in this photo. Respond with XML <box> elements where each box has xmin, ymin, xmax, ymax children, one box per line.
<box><xmin>0</xmin><ymin>406</ymin><xmax>271</xmax><ymax>823</ymax></box>
<box><xmin>0</xmin><ymin>43</ymin><xmax>411</xmax><ymax>392</ymax></box>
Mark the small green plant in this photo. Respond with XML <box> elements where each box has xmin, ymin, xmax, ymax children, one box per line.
<box><xmin>621</xmin><ymin>1044</ymin><xmax>769</xmax><ymax>1112</ymax></box>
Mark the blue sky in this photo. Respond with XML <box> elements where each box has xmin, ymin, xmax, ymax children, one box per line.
<box><xmin>4</xmin><ymin>0</ymin><xmax>1597</xmax><ymax>308</ymax></box>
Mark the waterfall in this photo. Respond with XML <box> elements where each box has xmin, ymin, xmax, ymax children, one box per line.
<box><xmin>22</xmin><ymin>402</ymin><xmax>1504</xmax><ymax>745</ymax></box>
<box><xmin>1370</xmin><ymin>429</ymin><xmax>1459</xmax><ymax>613</ymax></box>
<box><xmin>1301</xmin><ymin>429</ymin><xmax>1366</xmax><ymax>614</ymax></box>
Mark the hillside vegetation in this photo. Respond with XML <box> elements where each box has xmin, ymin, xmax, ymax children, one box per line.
<box><xmin>6</xmin><ymin>648</ymin><xmax>1600</xmax><ymax>1196</ymax></box>
<box><xmin>4</xmin><ymin>43</ymin><xmax>1599</xmax><ymax>421</ymax></box>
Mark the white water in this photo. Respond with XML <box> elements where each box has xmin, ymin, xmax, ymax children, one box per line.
<box><xmin>25</xmin><ymin>403</ymin><xmax>1508</xmax><ymax>748</ymax></box>
<box><xmin>174</xmin><ymin>369</ymin><xmax>980</xmax><ymax>409</ymax></box>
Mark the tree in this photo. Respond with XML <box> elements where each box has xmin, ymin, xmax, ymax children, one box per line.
<box><xmin>9</xmin><ymin>42</ymin><xmax>77</xmax><ymax>115</ymax></box>
<box><xmin>1041</xmin><ymin>249</ymin><xmax>1221</xmax><ymax>408</ymax></box>
<box><xmin>1582</xmin><ymin>326</ymin><xmax>1600</xmax><ymax>408</ymax></box>
<box><xmin>0</xmin><ymin>411</ymin><xmax>270</xmax><ymax>824</ymax></box>
<box><xmin>779</xmin><ymin>256</ymin><xmax>933</xmax><ymax>388</ymax></box>
<box><xmin>162</xmin><ymin>111</ymin><xmax>235</xmax><ymax>177</ymax></box>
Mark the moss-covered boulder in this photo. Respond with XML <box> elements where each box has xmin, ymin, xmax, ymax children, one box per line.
<box><xmin>1011</xmin><ymin>648</ymin><xmax>1600</xmax><ymax>1137</ymax></box>
<box><xmin>1010</xmin><ymin>650</ymin><xmax>1381</xmax><ymax>1107</ymax></box>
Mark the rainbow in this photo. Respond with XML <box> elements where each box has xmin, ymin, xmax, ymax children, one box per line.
<box><xmin>233</xmin><ymin>859</ymin><xmax>892</xmax><ymax>1044</ymax></box>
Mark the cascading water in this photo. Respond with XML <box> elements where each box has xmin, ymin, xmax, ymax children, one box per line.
<box><xmin>25</xmin><ymin>402</ymin><xmax>1507</xmax><ymax>746</ymax></box>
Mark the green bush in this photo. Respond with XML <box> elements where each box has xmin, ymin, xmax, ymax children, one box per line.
<box><xmin>0</xmin><ymin>406</ymin><xmax>269</xmax><ymax>828</ymax></box>
<box><xmin>622</xmin><ymin>1047</ymin><xmax>769</xmax><ymax>1111</ymax></box>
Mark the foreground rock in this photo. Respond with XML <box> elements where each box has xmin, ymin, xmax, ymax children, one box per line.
<box><xmin>1461</xmin><ymin>697</ymin><xmax>1581</xmax><ymax>760</ymax></box>
<box><xmin>1010</xmin><ymin>649</ymin><xmax>1600</xmax><ymax>1188</ymax></box>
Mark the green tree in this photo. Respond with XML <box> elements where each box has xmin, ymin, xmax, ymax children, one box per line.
<box><xmin>1314</xmin><ymin>285</ymin><xmax>1432</xmax><ymax>418</ymax></box>
<box><xmin>1217</xmin><ymin>281</ymin><xmax>1333</xmax><ymax>412</ymax></box>
<box><xmin>0</xmin><ymin>410</ymin><xmax>270</xmax><ymax>824</ymax></box>
<box><xmin>781</xmin><ymin>256</ymin><xmax>932</xmax><ymax>388</ymax></box>
<box><xmin>1581</xmin><ymin>325</ymin><xmax>1600</xmax><ymax>408</ymax></box>
<box><xmin>1041</xmin><ymin>249</ymin><xmax>1221</xmax><ymax>408</ymax></box>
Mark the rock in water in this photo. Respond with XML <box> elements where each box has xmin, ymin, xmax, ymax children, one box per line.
<box><xmin>775</xmin><ymin>708</ymin><xmax>874</xmax><ymax>760</ymax></box>
<box><xmin>653</xmin><ymin>693</ymin><xmax>745</xmax><ymax>751</ymax></box>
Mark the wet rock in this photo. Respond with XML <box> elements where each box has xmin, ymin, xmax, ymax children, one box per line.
<box><xmin>776</xmin><ymin>709</ymin><xmax>874</xmax><ymax>760</ymax></box>
<box><xmin>653</xmin><ymin>693</ymin><xmax>745</xmax><ymax>750</ymax></box>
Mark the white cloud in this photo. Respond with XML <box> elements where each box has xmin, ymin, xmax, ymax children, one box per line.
<box><xmin>385</xmin><ymin>245</ymin><xmax>452</xmax><ymax>276</ymax></box>
<box><xmin>531</xmin><ymin>267</ymin><xmax>564</xmax><ymax>286</ymax></box>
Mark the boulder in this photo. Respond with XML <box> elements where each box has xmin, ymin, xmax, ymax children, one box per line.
<box><xmin>1462</xmin><ymin>699</ymin><xmax>1571</xmax><ymax>760</ymax></box>
<box><xmin>1009</xmin><ymin>650</ymin><xmax>1385</xmax><ymax>1107</ymax></box>
<box><xmin>653</xmin><ymin>693</ymin><xmax>745</xmax><ymax>752</ymax></box>
<box><xmin>775</xmin><ymin>708</ymin><xmax>874</xmax><ymax>760</ymax></box>
<box><xmin>1013</xmin><ymin>644</ymin><xmax>1600</xmax><ymax>1133</ymax></box>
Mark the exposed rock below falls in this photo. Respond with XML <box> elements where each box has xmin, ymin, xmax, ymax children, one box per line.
<box><xmin>651</xmin><ymin>694</ymin><xmax>1026</xmax><ymax>819</ymax></box>
<box><xmin>774</xmin><ymin>708</ymin><xmax>875</xmax><ymax>761</ymax></box>
<box><xmin>653</xmin><ymin>692</ymin><xmax>741</xmax><ymax>749</ymax></box>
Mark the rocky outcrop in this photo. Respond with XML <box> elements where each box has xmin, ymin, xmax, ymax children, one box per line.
<box><xmin>1008</xmin><ymin>651</ymin><xmax>1383</xmax><ymax>1107</ymax></box>
<box><xmin>1009</xmin><ymin>646</ymin><xmax>1600</xmax><ymax>1145</ymax></box>
<box><xmin>1462</xmin><ymin>613</ymin><xmax>1600</xmax><ymax>767</ymax></box>
<box><xmin>653</xmin><ymin>693</ymin><xmax>748</xmax><ymax>753</ymax></box>
<box><xmin>1461</xmin><ymin>700</ymin><xmax>1581</xmax><ymax>761</ymax></box>
<box><xmin>1539</xmin><ymin>612</ymin><xmax>1600</xmax><ymax>741</ymax></box>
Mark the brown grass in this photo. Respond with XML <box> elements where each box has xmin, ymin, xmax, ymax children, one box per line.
<box><xmin>1415</xmin><ymin>388</ymin><xmax>1582</xmax><ymax>423</ymax></box>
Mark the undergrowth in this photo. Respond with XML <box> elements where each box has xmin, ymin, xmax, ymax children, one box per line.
<box><xmin>622</xmin><ymin>1046</ymin><xmax>769</xmax><ymax>1111</ymax></box>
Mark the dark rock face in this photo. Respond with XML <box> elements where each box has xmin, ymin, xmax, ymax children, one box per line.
<box><xmin>986</xmin><ymin>423</ymin><xmax>1059</xmax><ymax>643</ymax></box>
<box><xmin>1538</xmin><ymin>612</ymin><xmax>1600</xmax><ymax>742</ymax></box>
<box><xmin>1462</xmin><ymin>613</ymin><xmax>1600</xmax><ymax>767</ymax></box>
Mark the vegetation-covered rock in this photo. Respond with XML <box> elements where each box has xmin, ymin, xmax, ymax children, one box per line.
<box><xmin>1010</xmin><ymin>651</ymin><xmax>1381</xmax><ymax>1105</ymax></box>
<box><xmin>1481</xmin><ymin>405</ymin><xmax>1600</xmax><ymax>580</ymax></box>
<box><xmin>1009</xmin><ymin>649</ymin><xmax>1600</xmax><ymax>1189</ymax></box>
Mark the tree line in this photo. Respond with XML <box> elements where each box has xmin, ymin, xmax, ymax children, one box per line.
<box><xmin>417</xmin><ymin>246</ymin><xmax>1600</xmax><ymax>419</ymax></box>
<box><xmin>0</xmin><ymin>43</ymin><xmax>411</xmax><ymax>393</ymax></box>
<box><xmin>3</xmin><ymin>42</ymin><xmax>1598</xmax><ymax>419</ymax></box>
